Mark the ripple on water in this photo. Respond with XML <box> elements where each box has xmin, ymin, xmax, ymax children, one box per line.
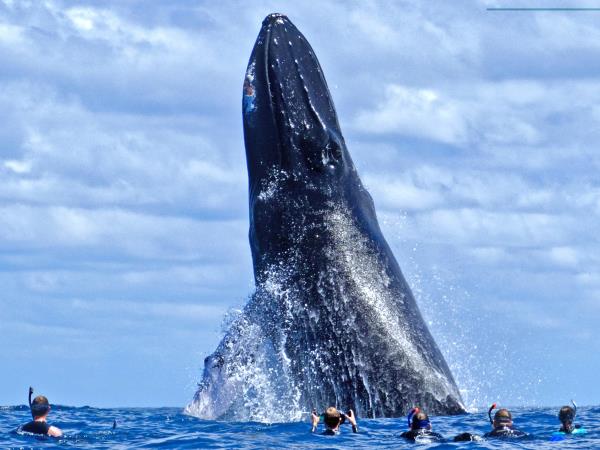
<box><xmin>0</xmin><ymin>405</ymin><xmax>598</xmax><ymax>449</ymax></box>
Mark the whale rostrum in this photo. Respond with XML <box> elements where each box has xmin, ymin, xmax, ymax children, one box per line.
<box><xmin>187</xmin><ymin>13</ymin><xmax>465</xmax><ymax>421</ymax></box>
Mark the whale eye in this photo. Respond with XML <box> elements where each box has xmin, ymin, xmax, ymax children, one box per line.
<box><xmin>298</xmin><ymin>130</ymin><xmax>343</xmax><ymax>172</ymax></box>
<box><xmin>325</xmin><ymin>140</ymin><xmax>342</xmax><ymax>162</ymax></box>
<box><xmin>324</xmin><ymin>130</ymin><xmax>345</xmax><ymax>166</ymax></box>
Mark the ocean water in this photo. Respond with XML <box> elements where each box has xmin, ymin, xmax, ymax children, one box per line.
<box><xmin>1</xmin><ymin>405</ymin><xmax>598</xmax><ymax>449</ymax></box>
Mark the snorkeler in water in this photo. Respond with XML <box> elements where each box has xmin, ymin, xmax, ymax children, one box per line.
<box><xmin>311</xmin><ymin>407</ymin><xmax>358</xmax><ymax>435</ymax></box>
<box><xmin>20</xmin><ymin>387</ymin><xmax>63</xmax><ymax>437</ymax></box>
<box><xmin>550</xmin><ymin>401</ymin><xmax>587</xmax><ymax>440</ymax></box>
<box><xmin>558</xmin><ymin>402</ymin><xmax>586</xmax><ymax>434</ymax></box>
<box><xmin>484</xmin><ymin>404</ymin><xmax>526</xmax><ymax>439</ymax></box>
<box><xmin>400</xmin><ymin>408</ymin><xmax>444</xmax><ymax>442</ymax></box>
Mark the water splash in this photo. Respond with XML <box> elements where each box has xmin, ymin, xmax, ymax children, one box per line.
<box><xmin>187</xmin><ymin>201</ymin><xmax>462</xmax><ymax>422</ymax></box>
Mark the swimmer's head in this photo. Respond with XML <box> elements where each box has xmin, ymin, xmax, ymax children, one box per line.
<box><xmin>323</xmin><ymin>407</ymin><xmax>343</xmax><ymax>429</ymax></box>
<box><xmin>493</xmin><ymin>409</ymin><xmax>512</xmax><ymax>428</ymax></box>
<box><xmin>559</xmin><ymin>406</ymin><xmax>575</xmax><ymax>424</ymax></box>
<box><xmin>31</xmin><ymin>395</ymin><xmax>50</xmax><ymax>418</ymax></box>
<box><xmin>411</xmin><ymin>411</ymin><xmax>431</xmax><ymax>430</ymax></box>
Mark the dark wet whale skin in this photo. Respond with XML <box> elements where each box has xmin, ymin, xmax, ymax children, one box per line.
<box><xmin>197</xmin><ymin>13</ymin><xmax>465</xmax><ymax>419</ymax></box>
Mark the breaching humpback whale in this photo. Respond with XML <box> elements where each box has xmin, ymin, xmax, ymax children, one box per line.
<box><xmin>187</xmin><ymin>13</ymin><xmax>465</xmax><ymax>421</ymax></box>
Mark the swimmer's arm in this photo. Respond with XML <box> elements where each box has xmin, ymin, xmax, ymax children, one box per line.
<box><xmin>48</xmin><ymin>426</ymin><xmax>63</xmax><ymax>437</ymax></box>
<box><xmin>311</xmin><ymin>410</ymin><xmax>319</xmax><ymax>432</ymax></box>
<box><xmin>346</xmin><ymin>409</ymin><xmax>358</xmax><ymax>433</ymax></box>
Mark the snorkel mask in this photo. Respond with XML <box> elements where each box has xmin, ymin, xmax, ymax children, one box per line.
<box><xmin>407</xmin><ymin>407</ymin><xmax>431</xmax><ymax>430</ymax></box>
<box><xmin>488</xmin><ymin>403</ymin><xmax>512</xmax><ymax>427</ymax></box>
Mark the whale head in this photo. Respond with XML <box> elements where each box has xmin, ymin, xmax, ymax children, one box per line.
<box><xmin>243</xmin><ymin>13</ymin><xmax>352</xmax><ymax>184</ymax></box>
<box><xmin>243</xmin><ymin>14</ymin><xmax>372</xmax><ymax>276</ymax></box>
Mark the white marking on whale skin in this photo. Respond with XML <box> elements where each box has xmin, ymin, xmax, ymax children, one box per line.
<box><xmin>257</xmin><ymin>169</ymin><xmax>286</xmax><ymax>201</ymax></box>
<box><xmin>246</xmin><ymin>61</ymin><xmax>256</xmax><ymax>83</ymax></box>
<box><xmin>324</xmin><ymin>205</ymin><xmax>459</xmax><ymax>400</ymax></box>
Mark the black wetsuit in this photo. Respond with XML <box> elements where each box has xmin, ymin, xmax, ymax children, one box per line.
<box><xmin>484</xmin><ymin>426</ymin><xmax>527</xmax><ymax>438</ymax></box>
<box><xmin>453</xmin><ymin>432</ymin><xmax>481</xmax><ymax>442</ymax></box>
<box><xmin>401</xmin><ymin>429</ymin><xmax>444</xmax><ymax>442</ymax></box>
<box><xmin>21</xmin><ymin>420</ymin><xmax>50</xmax><ymax>435</ymax></box>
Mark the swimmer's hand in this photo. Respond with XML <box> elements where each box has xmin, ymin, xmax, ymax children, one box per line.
<box><xmin>311</xmin><ymin>409</ymin><xmax>319</xmax><ymax>432</ymax></box>
<box><xmin>345</xmin><ymin>410</ymin><xmax>357</xmax><ymax>426</ymax></box>
<box><xmin>48</xmin><ymin>426</ymin><xmax>63</xmax><ymax>438</ymax></box>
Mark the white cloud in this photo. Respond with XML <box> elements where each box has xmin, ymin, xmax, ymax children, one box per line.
<box><xmin>351</xmin><ymin>80</ymin><xmax>561</xmax><ymax>146</ymax></box>
<box><xmin>63</xmin><ymin>6</ymin><xmax>201</xmax><ymax>55</ymax></box>
<box><xmin>363</xmin><ymin>173</ymin><xmax>444</xmax><ymax>210</ymax></box>
<box><xmin>364</xmin><ymin>163</ymin><xmax>570</xmax><ymax>219</ymax></box>
<box><xmin>0</xmin><ymin>22</ymin><xmax>24</xmax><ymax>44</ymax></box>
<box><xmin>406</xmin><ymin>208</ymin><xmax>576</xmax><ymax>248</ymax></box>
<box><xmin>66</xmin><ymin>7</ymin><xmax>95</xmax><ymax>31</ymax></box>
<box><xmin>467</xmin><ymin>246</ymin><xmax>512</xmax><ymax>265</ymax></box>
<box><xmin>514</xmin><ymin>306</ymin><xmax>562</xmax><ymax>330</ymax></box>
<box><xmin>4</xmin><ymin>159</ymin><xmax>31</xmax><ymax>173</ymax></box>
<box><xmin>535</xmin><ymin>13</ymin><xmax>600</xmax><ymax>51</ymax></box>
<box><xmin>70</xmin><ymin>298</ymin><xmax>227</xmax><ymax>322</ymax></box>
<box><xmin>548</xmin><ymin>246</ymin><xmax>579</xmax><ymax>268</ymax></box>
<box><xmin>0</xmin><ymin>81</ymin><xmax>246</xmax><ymax>215</ymax></box>
<box><xmin>353</xmin><ymin>85</ymin><xmax>467</xmax><ymax>144</ymax></box>
<box><xmin>0</xmin><ymin>204</ymin><xmax>249</xmax><ymax>262</ymax></box>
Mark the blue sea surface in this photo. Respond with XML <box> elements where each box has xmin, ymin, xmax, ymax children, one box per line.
<box><xmin>1</xmin><ymin>405</ymin><xmax>598</xmax><ymax>448</ymax></box>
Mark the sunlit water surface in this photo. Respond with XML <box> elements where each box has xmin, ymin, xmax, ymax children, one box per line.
<box><xmin>1</xmin><ymin>405</ymin><xmax>598</xmax><ymax>448</ymax></box>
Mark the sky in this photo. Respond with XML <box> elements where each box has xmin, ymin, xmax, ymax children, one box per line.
<box><xmin>1</xmin><ymin>0</ymin><xmax>600</xmax><ymax>409</ymax></box>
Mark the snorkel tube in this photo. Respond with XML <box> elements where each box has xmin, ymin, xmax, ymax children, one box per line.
<box><xmin>571</xmin><ymin>399</ymin><xmax>577</xmax><ymax>417</ymax></box>
<box><xmin>488</xmin><ymin>403</ymin><xmax>497</xmax><ymax>425</ymax></box>
<box><xmin>28</xmin><ymin>387</ymin><xmax>34</xmax><ymax>419</ymax></box>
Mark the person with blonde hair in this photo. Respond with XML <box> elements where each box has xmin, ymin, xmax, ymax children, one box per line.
<box><xmin>311</xmin><ymin>406</ymin><xmax>358</xmax><ymax>435</ymax></box>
